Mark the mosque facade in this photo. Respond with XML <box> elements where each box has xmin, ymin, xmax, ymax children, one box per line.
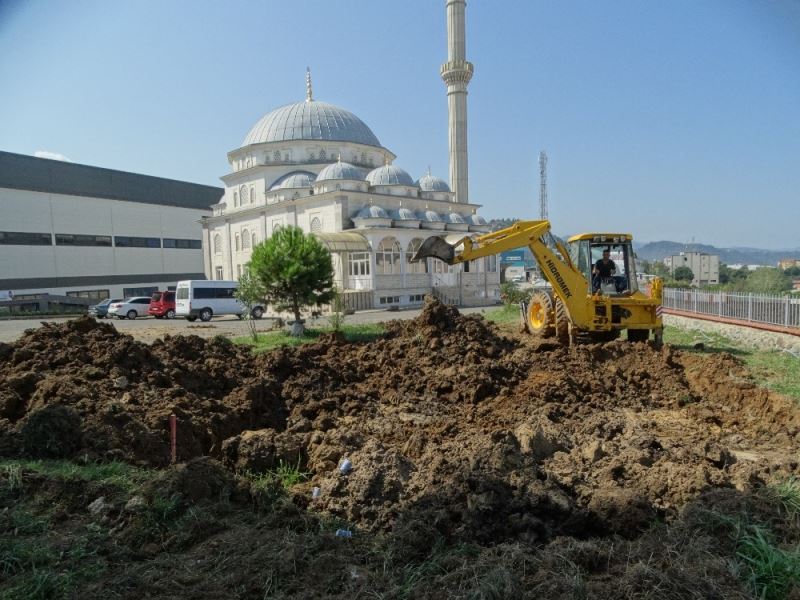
<box><xmin>200</xmin><ymin>0</ymin><xmax>499</xmax><ymax>311</ymax></box>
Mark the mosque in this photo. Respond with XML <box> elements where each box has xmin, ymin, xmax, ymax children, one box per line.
<box><xmin>200</xmin><ymin>0</ymin><xmax>500</xmax><ymax>310</ymax></box>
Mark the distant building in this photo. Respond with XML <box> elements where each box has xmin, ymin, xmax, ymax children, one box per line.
<box><xmin>778</xmin><ymin>258</ymin><xmax>800</xmax><ymax>270</ymax></box>
<box><xmin>664</xmin><ymin>252</ymin><xmax>719</xmax><ymax>287</ymax></box>
<box><xmin>0</xmin><ymin>151</ymin><xmax>221</xmax><ymax>300</ymax></box>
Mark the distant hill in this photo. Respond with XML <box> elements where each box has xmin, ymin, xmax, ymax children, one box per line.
<box><xmin>636</xmin><ymin>241</ymin><xmax>799</xmax><ymax>266</ymax></box>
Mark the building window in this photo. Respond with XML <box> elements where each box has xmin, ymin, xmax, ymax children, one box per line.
<box><xmin>0</xmin><ymin>231</ymin><xmax>52</xmax><ymax>245</ymax></box>
<box><xmin>376</xmin><ymin>237</ymin><xmax>401</xmax><ymax>275</ymax></box>
<box><xmin>241</xmin><ymin>229</ymin><xmax>251</xmax><ymax>250</ymax></box>
<box><xmin>319</xmin><ymin>149</ymin><xmax>327</xmax><ymax>161</ymax></box>
<box><xmin>235</xmin><ymin>233</ymin><xmax>241</xmax><ymax>251</ymax></box>
<box><xmin>114</xmin><ymin>236</ymin><xmax>160</xmax><ymax>248</ymax></box>
<box><xmin>236</xmin><ymin>264</ymin><xmax>243</xmax><ymax>278</ymax></box>
<box><xmin>240</xmin><ymin>185</ymin><xmax>248</xmax><ymax>205</ymax></box>
<box><xmin>163</xmin><ymin>238</ymin><xmax>202</xmax><ymax>249</ymax></box>
<box><xmin>486</xmin><ymin>255</ymin><xmax>497</xmax><ymax>272</ymax></box>
<box><xmin>122</xmin><ymin>286</ymin><xmax>158</xmax><ymax>297</ymax></box>
<box><xmin>379</xmin><ymin>296</ymin><xmax>400</xmax><ymax>305</ymax></box>
<box><xmin>250</xmin><ymin>186</ymin><xmax>256</xmax><ymax>203</ymax></box>
<box><xmin>409</xmin><ymin>294</ymin><xmax>425</xmax><ymax>303</ymax></box>
<box><xmin>310</xmin><ymin>217</ymin><xmax>322</xmax><ymax>233</ymax></box>
<box><xmin>252</xmin><ymin>233</ymin><xmax>258</xmax><ymax>247</ymax></box>
<box><xmin>66</xmin><ymin>289</ymin><xmax>110</xmax><ymax>300</ymax></box>
<box><xmin>406</xmin><ymin>238</ymin><xmax>426</xmax><ymax>273</ymax></box>
<box><xmin>348</xmin><ymin>252</ymin><xmax>370</xmax><ymax>277</ymax></box>
<box><xmin>213</xmin><ymin>234</ymin><xmax>222</xmax><ymax>254</ymax></box>
<box><xmin>55</xmin><ymin>234</ymin><xmax>112</xmax><ymax>247</ymax></box>
<box><xmin>233</xmin><ymin>191</ymin><xmax>239</xmax><ymax>207</ymax></box>
<box><xmin>215</xmin><ymin>266</ymin><xmax>224</xmax><ymax>280</ymax></box>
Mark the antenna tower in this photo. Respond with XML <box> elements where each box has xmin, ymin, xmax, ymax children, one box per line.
<box><xmin>539</xmin><ymin>151</ymin><xmax>548</xmax><ymax>220</ymax></box>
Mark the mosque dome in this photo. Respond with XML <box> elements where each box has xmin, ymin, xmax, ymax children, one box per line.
<box><xmin>418</xmin><ymin>209</ymin><xmax>443</xmax><ymax>222</ymax></box>
<box><xmin>356</xmin><ymin>204</ymin><xmax>389</xmax><ymax>219</ymax></box>
<box><xmin>269</xmin><ymin>170</ymin><xmax>316</xmax><ymax>190</ymax></box>
<box><xmin>417</xmin><ymin>173</ymin><xmax>451</xmax><ymax>192</ymax></box>
<box><xmin>316</xmin><ymin>160</ymin><xmax>364</xmax><ymax>182</ymax></box>
<box><xmin>243</xmin><ymin>100</ymin><xmax>382</xmax><ymax>148</ymax></box>
<box><xmin>366</xmin><ymin>164</ymin><xmax>415</xmax><ymax>187</ymax></box>
<box><xmin>444</xmin><ymin>212</ymin><xmax>466</xmax><ymax>224</ymax></box>
<box><xmin>468</xmin><ymin>213</ymin><xmax>488</xmax><ymax>225</ymax></box>
<box><xmin>390</xmin><ymin>207</ymin><xmax>419</xmax><ymax>221</ymax></box>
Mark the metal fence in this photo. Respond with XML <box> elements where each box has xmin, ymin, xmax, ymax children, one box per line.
<box><xmin>662</xmin><ymin>288</ymin><xmax>800</xmax><ymax>329</ymax></box>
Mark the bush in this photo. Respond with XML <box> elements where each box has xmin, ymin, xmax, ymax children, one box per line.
<box><xmin>499</xmin><ymin>282</ymin><xmax>532</xmax><ymax>305</ymax></box>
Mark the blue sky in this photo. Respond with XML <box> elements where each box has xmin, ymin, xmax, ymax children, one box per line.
<box><xmin>1</xmin><ymin>0</ymin><xmax>798</xmax><ymax>249</ymax></box>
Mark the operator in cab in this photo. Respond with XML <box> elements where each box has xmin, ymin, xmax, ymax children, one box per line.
<box><xmin>592</xmin><ymin>248</ymin><xmax>617</xmax><ymax>293</ymax></box>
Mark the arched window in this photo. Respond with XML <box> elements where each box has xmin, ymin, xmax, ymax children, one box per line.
<box><xmin>213</xmin><ymin>234</ymin><xmax>222</xmax><ymax>254</ymax></box>
<box><xmin>235</xmin><ymin>233</ymin><xmax>241</xmax><ymax>252</ymax></box>
<box><xmin>406</xmin><ymin>238</ymin><xmax>426</xmax><ymax>273</ymax></box>
<box><xmin>376</xmin><ymin>237</ymin><xmax>401</xmax><ymax>275</ymax></box>
<box><xmin>251</xmin><ymin>233</ymin><xmax>258</xmax><ymax>248</ymax></box>
<box><xmin>233</xmin><ymin>191</ymin><xmax>239</xmax><ymax>207</ymax></box>
<box><xmin>310</xmin><ymin>217</ymin><xmax>322</xmax><ymax>233</ymax></box>
<box><xmin>240</xmin><ymin>185</ymin><xmax>248</xmax><ymax>205</ymax></box>
<box><xmin>241</xmin><ymin>229</ymin><xmax>251</xmax><ymax>250</ymax></box>
<box><xmin>250</xmin><ymin>186</ymin><xmax>255</xmax><ymax>204</ymax></box>
<box><xmin>272</xmin><ymin>222</ymin><xmax>281</xmax><ymax>234</ymax></box>
<box><xmin>274</xmin><ymin>150</ymin><xmax>281</xmax><ymax>162</ymax></box>
<box><xmin>319</xmin><ymin>148</ymin><xmax>327</xmax><ymax>161</ymax></box>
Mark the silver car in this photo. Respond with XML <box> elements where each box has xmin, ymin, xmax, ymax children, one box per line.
<box><xmin>107</xmin><ymin>297</ymin><xmax>152</xmax><ymax>320</ymax></box>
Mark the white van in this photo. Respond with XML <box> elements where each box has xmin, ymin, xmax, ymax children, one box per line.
<box><xmin>175</xmin><ymin>280</ymin><xmax>265</xmax><ymax>322</ymax></box>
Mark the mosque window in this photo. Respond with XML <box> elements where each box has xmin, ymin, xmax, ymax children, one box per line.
<box><xmin>309</xmin><ymin>151</ymin><xmax>315</xmax><ymax>161</ymax></box>
<box><xmin>319</xmin><ymin>149</ymin><xmax>327</xmax><ymax>161</ymax></box>
<box><xmin>376</xmin><ymin>237</ymin><xmax>401</xmax><ymax>275</ymax></box>
<box><xmin>213</xmin><ymin>234</ymin><xmax>222</xmax><ymax>254</ymax></box>
<box><xmin>233</xmin><ymin>191</ymin><xmax>239</xmax><ymax>207</ymax></box>
<box><xmin>406</xmin><ymin>239</ymin><xmax>427</xmax><ymax>274</ymax></box>
<box><xmin>250</xmin><ymin>186</ymin><xmax>256</xmax><ymax>204</ymax></box>
<box><xmin>235</xmin><ymin>233</ymin><xmax>241</xmax><ymax>252</ymax></box>
<box><xmin>241</xmin><ymin>229</ymin><xmax>251</xmax><ymax>250</ymax></box>
<box><xmin>348</xmin><ymin>252</ymin><xmax>370</xmax><ymax>277</ymax></box>
<box><xmin>240</xmin><ymin>185</ymin><xmax>248</xmax><ymax>204</ymax></box>
<box><xmin>310</xmin><ymin>217</ymin><xmax>322</xmax><ymax>233</ymax></box>
<box><xmin>252</xmin><ymin>233</ymin><xmax>258</xmax><ymax>247</ymax></box>
<box><xmin>272</xmin><ymin>222</ymin><xmax>282</xmax><ymax>234</ymax></box>
<box><xmin>274</xmin><ymin>150</ymin><xmax>281</xmax><ymax>162</ymax></box>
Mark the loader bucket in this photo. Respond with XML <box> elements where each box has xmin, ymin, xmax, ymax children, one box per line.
<box><xmin>411</xmin><ymin>236</ymin><xmax>456</xmax><ymax>264</ymax></box>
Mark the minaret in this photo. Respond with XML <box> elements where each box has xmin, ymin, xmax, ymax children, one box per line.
<box><xmin>441</xmin><ymin>0</ymin><xmax>473</xmax><ymax>204</ymax></box>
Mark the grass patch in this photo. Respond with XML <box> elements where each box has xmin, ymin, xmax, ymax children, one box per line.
<box><xmin>1</xmin><ymin>458</ymin><xmax>149</xmax><ymax>492</ymax></box>
<box><xmin>483</xmin><ymin>304</ymin><xmax>524</xmax><ymax>326</ymax></box>
<box><xmin>243</xmin><ymin>460</ymin><xmax>309</xmax><ymax>492</ymax></box>
<box><xmin>737</xmin><ymin>525</ymin><xmax>800</xmax><ymax>600</ymax></box>
<box><xmin>234</xmin><ymin>323</ymin><xmax>385</xmax><ymax>352</ymax></box>
<box><xmin>770</xmin><ymin>477</ymin><xmax>800</xmax><ymax>518</ymax></box>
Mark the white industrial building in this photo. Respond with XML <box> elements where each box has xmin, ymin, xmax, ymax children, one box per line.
<box><xmin>664</xmin><ymin>251</ymin><xmax>720</xmax><ymax>287</ymax></box>
<box><xmin>201</xmin><ymin>0</ymin><xmax>500</xmax><ymax>310</ymax></box>
<box><xmin>0</xmin><ymin>151</ymin><xmax>222</xmax><ymax>301</ymax></box>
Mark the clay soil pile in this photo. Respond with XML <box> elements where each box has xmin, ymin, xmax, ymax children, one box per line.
<box><xmin>2</xmin><ymin>299</ymin><xmax>800</xmax><ymax>597</ymax></box>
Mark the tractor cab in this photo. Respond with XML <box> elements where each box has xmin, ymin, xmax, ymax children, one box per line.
<box><xmin>567</xmin><ymin>233</ymin><xmax>639</xmax><ymax>296</ymax></box>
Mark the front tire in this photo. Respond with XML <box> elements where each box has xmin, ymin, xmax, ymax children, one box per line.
<box><xmin>526</xmin><ymin>290</ymin><xmax>555</xmax><ymax>338</ymax></box>
<box><xmin>199</xmin><ymin>308</ymin><xmax>213</xmax><ymax>322</ymax></box>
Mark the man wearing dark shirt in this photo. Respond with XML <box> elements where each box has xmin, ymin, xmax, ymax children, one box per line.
<box><xmin>592</xmin><ymin>249</ymin><xmax>617</xmax><ymax>292</ymax></box>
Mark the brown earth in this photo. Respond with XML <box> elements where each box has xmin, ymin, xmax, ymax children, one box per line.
<box><xmin>1</xmin><ymin>298</ymin><xmax>799</xmax><ymax>597</ymax></box>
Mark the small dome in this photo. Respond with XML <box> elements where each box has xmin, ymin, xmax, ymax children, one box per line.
<box><xmin>316</xmin><ymin>160</ymin><xmax>364</xmax><ymax>181</ymax></box>
<box><xmin>356</xmin><ymin>204</ymin><xmax>389</xmax><ymax>219</ymax></box>
<box><xmin>366</xmin><ymin>164</ymin><xmax>415</xmax><ymax>186</ymax></box>
<box><xmin>390</xmin><ymin>207</ymin><xmax>419</xmax><ymax>221</ymax></box>
<box><xmin>417</xmin><ymin>209</ymin><xmax>443</xmax><ymax>222</ymax></box>
<box><xmin>468</xmin><ymin>213</ymin><xmax>488</xmax><ymax>225</ymax></box>
<box><xmin>445</xmin><ymin>212</ymin><xmax>466</xmax><ymax>224</ymax></box>
<box><xmin>417</xmin><ymin>174</ymin><xmax>451</xmax><ymax>192</ymax></box>
<box><xmin>269</xmin><ymin>170</ymin><xmax>316</xmax><ymax>190</ymax></box>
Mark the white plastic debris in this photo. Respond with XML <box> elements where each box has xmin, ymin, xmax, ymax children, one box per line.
<box><xmin>312</xmin><ymin>486</ymin><xmax>321</xmax><ymax>498</ymax></box>
<box><xmin>339</xmin><ymin>458</ymin><xmax>352</xmax><ymax>474</ymax></box>
<box><xmin>335</xmin><ymin>529</ymin><xmax>353</xmax><ymax>538</ymax></box>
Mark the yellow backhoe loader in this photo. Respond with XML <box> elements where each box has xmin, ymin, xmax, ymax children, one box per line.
<box><xmin>412</xmin><ymin>220</ymin><xmax>663</xmax><ymax>345</ymax></box>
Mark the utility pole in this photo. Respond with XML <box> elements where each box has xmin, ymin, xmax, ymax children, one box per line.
<box><xmin>539</xmin><ymin>151</ymin><xmax>548</xmax><ymax>220</ymax></box>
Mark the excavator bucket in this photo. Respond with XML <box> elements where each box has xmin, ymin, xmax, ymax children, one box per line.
<box><xmin>411</xmin><ymin>236</ymin><xmax>457</xmax><ymax>264</ymax></box>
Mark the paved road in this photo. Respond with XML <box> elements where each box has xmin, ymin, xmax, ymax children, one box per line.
<box><xmin>0</xmin><ymin>305</ymin><xmax>499</xmax><ymax>344</ymax></box>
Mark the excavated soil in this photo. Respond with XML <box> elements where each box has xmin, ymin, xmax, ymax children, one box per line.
<box><xmin>1</xmin><ymin>298</ymin><xmax>799</xmax><ymax>549</ymax></box>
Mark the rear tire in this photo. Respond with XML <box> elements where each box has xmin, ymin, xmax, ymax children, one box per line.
<box><xmin>166</xmin><ymin>309</ymin><xmax>175</xmax><ymax>319</ymax></box>
<box><xmin>526</xmin><ymin>291</ymin><xmax>555</xmax><ymax>339</ymax></box>
<box><xmin>126</xmin><ymin>310</ymin><xmax>137</xmax><ymax>320</ymax></box>
<box><xmin>199</xmin><ymin>308</ymin><xmax>213</xmax><ymax>322</ymax></box>
<box><xmin>554</xmin><ymin>298</ymin><xmax>570</xmax><ymax>345</ymax></box>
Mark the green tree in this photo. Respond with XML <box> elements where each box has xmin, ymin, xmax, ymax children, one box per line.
<box><xmin>650</xmin><ymin>261</ymin><xmax>670</xmax><ymax>278</ymax></box>
<box><xmin>673</xmin><ymin>266</ymin><xmax>694</xmax><ymax>282</ymax></box>
<box><xmin>784</xmin><ymin>265</ymin><xmax>800</xmax><ymax>277</ymax></box>
<box><xmin>248</xmin><ymin>226</ymin><xmax>334</xmax><ymax>336</ymax></box>
<box><xmin>235</xmin><ymin>268</ymin><xmax>264</xmax><ymax>342</ymax></box>
<box><xmin>744</xmin><ymin>267</ymin><xmax>792</xmax><ymax>294</ymax></box>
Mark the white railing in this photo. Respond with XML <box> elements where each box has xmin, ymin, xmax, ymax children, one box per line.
<box><xmin>662</xmin><ymin>288</ymin><xmax>800</xmax><ymax>329</ymax></box>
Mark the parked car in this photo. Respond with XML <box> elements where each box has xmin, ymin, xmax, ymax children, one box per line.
<box><xmin>148</xmin><ymin>290</ymin><xmax>176</xmax><ymax>319</ymax></box>
<box><xmin>88</xmin><ymin>298</ymin><xmax>124</xmax><ymax>319</ymax></box>
<box><xmin>107</xmin><ymin>297</ymin><xmax>153</xmax><ymax>319</ymax></box>
<box><xmin>175</xmin><ymin>280</ymin><xmax>264</xmax><ymax>322</ymax></box>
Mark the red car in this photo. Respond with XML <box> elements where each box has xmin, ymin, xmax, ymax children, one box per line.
<box><xmin>148</xmin><ymin>290</ymin><xmax>176</xmax><ymax>319</ymax></box>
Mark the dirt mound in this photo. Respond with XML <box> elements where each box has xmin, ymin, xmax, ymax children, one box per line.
<box><xmin>1</xmin><ymin>303</ymin><xmax>799</xmax><ymax>546</ymax></box>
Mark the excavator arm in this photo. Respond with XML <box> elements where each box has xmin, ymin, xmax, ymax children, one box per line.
<box><xmin>413</xmin><ymin>220</ymin><xmax>590</xmax><ymax>305</ymax></box>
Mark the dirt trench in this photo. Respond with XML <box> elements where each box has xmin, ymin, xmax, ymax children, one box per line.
<box><xmin>1</xmin><ymin>298</ymin><xmax>798</xmax><ymax>544</ymax></box>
